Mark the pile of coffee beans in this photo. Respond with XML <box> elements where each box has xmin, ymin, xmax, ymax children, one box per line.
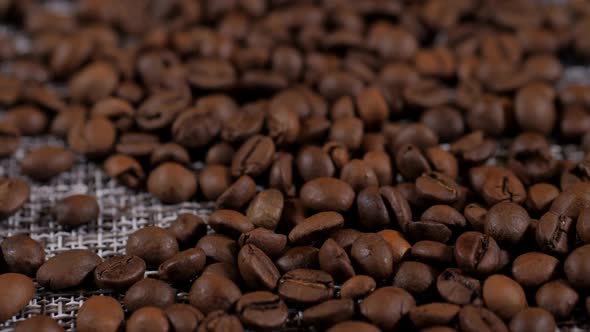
<box><xmin>2</xmin><ymin>0</ymin><xmax>590</xmax><ymax>331</ymax></box>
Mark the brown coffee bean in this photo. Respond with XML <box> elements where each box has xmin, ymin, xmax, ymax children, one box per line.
<box><xmin>167</xmin><ymin>214</ymin><xmax>206</xmax><ymax>248</ymax></box>
<box><xmin>103</xmin><ymin>154</ymin><xmax>145</xmax><ymax>189</ymax></box>
<box><xmin>578</xmin><ymin>207</ymin><xmax>590</xmax><ymax>243</ymax></box>
<box><xmin>68</xmin><ymin>61</ymin><xmax>118</xmax><ymax>103</ymax></box>
<box><xmin>392</xmin><ymin>261</ymin><xmax>438</xmax><ymax>295</ymax></box>
<box><xmin>53</xmin><ymin>194</ymin><xmax>99</xmax><ymax>227</ymax></box>
<box><xmin>409</xmin><ymin>303</ymin><xmax>460</xmax><ymax>329</ymax></box>
<box><xmin>565</xmin><ymin>244</ymin><xmax>590</xmax><ymax>290</ymax></box>
<box><xmin>330</xmin><ymin>229</ymin><xmax>363</xmax><ymax>254</ymax></box>
<box><xmin>15</xmin><ymin>316</ymin><xmax>64</xmax><ymax>332</ymax></box>
<box><xmin>536</xmin><ymin>279</ymin><xmax>578</xmax><ymax>319</ymax></box>
<box><xmin>360</xmin><ymin>286</ymin><xmax>416</xmax><ymax>330</ymax></box>
<box><xmin>147</xmin><ymin>162</ymin><xmax>197</xmax><ymax>204</ymax></box>
<box><xmin>246</xmin><ymin>189</ymin><xmax>284</xmax><ymax>230</ymax></box>
<box><xmin>94</xmin><ymin>255</ymin><xmax>146</xmax><ymax>290</ymax></box>
<box><xmin>515</xmin><ymin>83</ymin><xmax>556</xmax><ymax>135</ymax></box>
<box><xmin>127</xmin><ymin>307</ymin><xmax>170</xmax><ymax>332</ymax></box>
<box><xmin>198</xmin><ymin>310</ymin><xmax>244</xmax><ymax>332</ymax></box>
<box><xmin>323</xmin><ymin>141</ymin><xmax>350</xmax><ymax>170</ymax></box>
<box><xmin>137</xmin><ymin>89</ymin><xmax>191</xmax><ymax>130</ymax></box>
<box><xmin>415</xmin><ymin>172</ymin><xmax>460</xmax><ymax>204</ymax></box>
<box><xmin>288</xmin><ymin>212</ymin><xmax>344</xmax><ymax>245</ymax></box>
<box><xmin>201</xmin><ymin>262</ymin><xmax>241</xmax><ymax>285</ymax></box>
<box><xmin>509</xmin><ymin>307</ymin><xmax>556</xmax><ymax>332</ymax></box>
<box><xmin>275</xmin><ymin>246</ymin><xmax>319</xmax><ymax>273</ymax></box>
<box><xmin>412</xmin><ymin>241</ymin><xmax>454</xmax><ymax>265</ymax></box>
<box><xmin>511</xmin><ymin>252</ymin><xmax>558</xmax><ymax>287</ymax></box>
<box><xmin>340</xmin><ymin>275</ymin><xmax>376</xmax><ymax>299</ymax></box>
<box><xmin>458</xmin><ymin>305</ymin><xmax>508</xmax><ymax>332</ymax></box>
<box><xmin>206</xmin><ymin>143</ymin><xmax>235</xmax><ymax>166</ymax></box>
<box><xmin>340</xmin><ymin>159</ymin><xmax>379</xmax><ymax>192</ymax></box>
<box><xmin>187</xmin><ymin>58</ymin><xmax>236</xmax><ymax>89</ymax></box>
<box><xmin>526</xmin><ymin>183</ymin><xmax>559</xmax><ymax>215</ymax></box>
<box><xmin>450</xmin><ymin>131</ymin><xmax>497</xmax><ymax>165</ymax></box>
<box><xmin>237</xmin><ymin>244</ymin><xmax>280</xmax><ymax>290</ymax></box>
<box><xmin>267</xmin><ymin>108</ymin><xmax>300</xmax><ymax>145</ymax></box>
<box><xmin>208</xmin><ymin>210</ymin><xmax>254</xmax><ymax>238</ymax></box>
<box><xmin>164</xmin><ymin>304</ymin><xmax>204</xmax><ymax>332</ymax></box>
<box><xmin>300</xmin><ymin>177</ymin><xmax>355</xmax><ymax>212</ymax></box>
<box><xmin>0</xmin><ymin>178</ymin><xmax>30</xmax><ymax>219</ymax></box>
<box><xmin>454</xmin><ymin>231</ymin><xmax>500</xmax><ymax>275</ymax></box>
<box><xmin>231</xmin><ymin>135</ymin><xmax>275</xmax><ymax>178</ymax></box>
<box><xmin>173</xmin><ymin>108</ymin><xmax>220</xmax><ymax>149</ymax></box>
<box><xmin>407</xmin><ymin>221</ymin><xmax>453</xmax><ymax>244</ymax></box>
<box><xmin>159</xmin><ymin>248</ymin><xmax>206</xmax><ymax>283</ymax></box>
<box><xmin>318</xmin><ymin>239</ymin><xmax>355</xmax><ymax>282</ymax></box>
<box><xmin>76</xmin><ymin>296</ymin><xmax>124</xmax><ymax>332</ymax></box>
<box><xmin>437</xmin><ymin>268</ymin><xmax>481</xmax><ymax>305</ymax></box>
<box><xmin>91</xmin><ymin>97</ymin><xmax>134</xmax><ymax>131</ymax></box>
<box><xmin>238</xmin><ymin>228</ymin><xmax>286</xmax><ymax>258</ymax></box>
<box><xmin>116</xmin><ymin>132</ymin><xmax>160</xmax><ymax>157</ymax></box>
<box><xmin>378</xmin><ymin>230</ymin><xmax>411</xmax><ymax>263</ymax></box>
<box><xmin>269</xmin><ymin>152</ymin><xmax>296</xmax><ymax>197</ymax></box>
<box><xmin>124</xmin><ymin>278</ymin><xmax>176</xmax><ymax>312</ymax></box>
<box><xmin>355</xmin><ymin>87</ymin><xmax>388</xmax><ymax>129</ymax></box>
<box><xmin>363</xmin><ymin>151</ymin><xmax>393</xmax><ymax>186</ymax></box>
<box><xmin>36</xmin><ymin>249</ymin><xmax>102</xmax><ymax>290</ymax></box>
<box><xmin>21</xmin><ymin>146</ymin><xmax>75</xmax><ymax>181</ymax></box>
<box><xmin>236</xmin><ymin>291</ymin><xmax>288</xmax><ymax>330</ymax></box>
<box><xmin>0</xmin><ymin>234</ymin><xmax>45</xmax><ymax>276</ymax></box>
<box><xmin>197</xmin><ymin>234</ymin><xmax>238</xmax><ymax>265</ymax></box>
<box><xmin>296</xmin><ymin>145</ymin><xmax>335</xmax><ymax>182</ymax></box>
<box><xmin>0</xmin><ymin>122</ymin><xmax>20</xmax><ymax>158</ymax></box>
<box><xmin>484</xmin><ymin>201</ymin><xmax>530</xmax><ymax>245</ymax></box>
<box><xmin>4</xmin><ymin>105</ymin><xmax>47</xmax><ymax>136</ymax></box>
<box><xmin>302</xmin><ymin>299</ymin><xmax>355</xmax><ymax>327</ymax></box>
<box><xmin>126</xmin><ymin>226</ymin><xmax>179</xmax><ymax>267</ymax></box>
<box><xmin>222</xmin><ymin>104</ymin><xmax>265</xmax><ymax>143</ymax></box>
<box><xmin>189</xmin><ymin>275</ymin><xmax>242</xmax><ymax>314</ymax></box>
<box><xmin>278</xmin><ymin>268</ymin><xmax>334</xmax><ymax>305</ymax></box>
<box><xmin>0</xmin><ymin>273</ymin><xmax>35</xmax><ymax>321</ymax></box>
<box><xmin>216</xmin><ymin>176</ymin><xmax>257</xmax><ymax>210</ymax></box>
<box><xmin>68</xmin><ymin>116</ymin><xmax>116</xmax><ymax>157</ymax></box>
<box><xmin>329</xmin><ymin>117</ymin><xmax>364</xmax><ymax>151</ymax></box>
<box><xmin>536</xmin><ymin>211</ymin><xmax>575</xmax><ymax>254</ymax></box>
<box><xmin>351</xmin><ymin>233</ymin><xmax>393</xmax><ymax>281</ymax></box>
<box><xmin>327</xmin><ymin>321</ymin><xmax>380</xmax><ymax>332</ymax></box>
<box><xmin>150</xmin><ymin>143</ymin><xmax>190</xmax><ymax>166</ymax></box>
<box><xmin>480</xmin><ymin>169</ymin><xmax>527</xmax><ymax>206</ymax></box>
<box><xmin>483</xmin><ymin>274</ymin><xmax>527</xmax><ymax>320</ymax></box>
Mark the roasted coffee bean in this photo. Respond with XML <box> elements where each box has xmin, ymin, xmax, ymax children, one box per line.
<box><xmin>222</xmin><ymin>105</ymin><xmax>265</xmax><ymax>143</ymax></box>
<box><xmin>91</xmin><ymin>97</ymin><xmax>134</xmax><ymax>131</ymax></box>
<box><xmin>395</xmin><ymin>144</ymin><xmax>432</xmax><ymax>181</ymax></box>
<box><xmin>458</xmin><ymin>305</ymin><xmax>508</xmax><ymax>332</ymax></box>
<box><xmin>21</xmin><ymin>146</ymin><xmax>75</xmax><ymax>181</ymax></box>
<box><xmin>159</xmin><ymin>248</ymin><xmax>206</xmax><ymax>283</ymax></box>
<box><xmin>147</xmin><ymin>162</ymin><xmax>197</xmax><ymax>204</ymax></box>
<box><xmin>208</xmin><ymin>210</ymin><xmax>254</xmax><ymax>238</ymax></box>
<box><xmin>511</xmin><ymin>252</ymin><xmax>558</xmax><ymax>287</ymax></box>
<box><xmin>94</xmin><ymin>255</ymin><xmax>146</xmax><ymax>290</ymax></box>
<box><xmin>278</xmin><ymin>268</ymin><xmax>334</xmax><ymax>305</ymax></box>
<box><xmin>351</xmin><ymin>233</ymin><xmax>393</xmax><ymax>281</ymax></box>
<box><xmin>302</xmin><ymin>299</ymin><xmax>355</xmax><ymax>327</ymax></box>
<box><xmin>275</xmin><ymin>246</ymin><xmax>319</xmax><ymax>273</ymax></box>
<box><xmin>172</xmin><ymin>108</ymin><xmax>220</xmax><ymax>148</ymax></box>
<box><xmin>463</xmin><ymin>203</ymin><xmax>487</xmax><ymax>232</ymax></box>
<box><xmin>267</xmin><ymin>108</ymin><xmax>300</xmax><ymax>145</ymax></box>
<box><xmin>300</xmin><ymin>177</ymin><xmax>355</xmax><ymax>212</ymax></box>
<box><xmin>216</xmin><ymin>176</ymin><xmax>257</xmax><ymax>210</ymax></box>
<box><xmin>329</xmin><ymin>117</ymin><xmax>364</xmax><ymax>151</ymax></box>
<box><xmin>103</xmin><ymin>154</ymin><xmax>144</xmax><ymax>189</ymax></box>
<box><xmin>116</xmin><ymin>132</ymin><xmax>160</xmax><ymax>157</ymax></box>
<box><xmin>124</xmin><ymin>278</ymin><xmax>176</xmax><ymax>312</ymax></box>
<box><xmin>507</xmin><ymin>133</ymin><xmax>556</xmax><ymax>185</ymax></box>
<box><xmin>360</xmin><ymin>286</ymin><xmax>416</xmax><ymax>330</ymax></box>
<box><xmin>246</xmin><ymin>189</ymin><xmax>284</xmax><ymax>230</ymax></box>
<box><xmin>454</xmin><ymin>231</ymin><xmax>500</xmax><ymax>275</ymax></box>
<box><xmin>415</xmin><ymin>172</ymin><xmax>460</xmax><ymax>204</ymax></box>
<box><xmin>126</xmin><ymin>307</ymin><xmax>170</xmax><ymax>332</ymax></box>
<box><xmin>378</xmin><ymin>229</ymin><xmax>411</xmax><ymax>263</ymax></box>
<box><xmin>363</xmin><ymin>151</ymin><xmax>393</xmax><ymax>186</ymax></box>
<box><xmin>535</xmin><ymin>279</ymin><xmax>579</xmax><ymax>319</ymax></box>
<box><xmin>0</xmin><ymin>273</ymin><xmax>35</xmax><ymax>321</ymax></box>
<box><xmin>0</xmin><ymin>178</ymin><xmax>29</xmax><ymax>219</ymax></box>
<box><xmin>189</xmin><ymin>275</ymin><xmax>242</xmax><ymax>314</ymax></box>
<box><xmin>1</xmin><ymin>234</ymin><xmax>45</xmax><ymax>276</ymax></box>
<box><xmin>235</xmin><ymin>291</ymin><xmax>288</xmax><ymax>330</ymax></box>
<box><xmin>407</xmin><ymin>220</ymin><xmax>453</xmax><ymax>244</ymax></box>
<box><xmin>420</xmin><ymin>107</ymin><xmax>464</xmax><ymax>142</ymax></box>
<box><xmin>165</xmin><ymin>304</ymin><xmax>204</xmax><ymax>332</ymax></box>
<box><xmin>201</xmin><ymin>262</ymin><xmax>241</xmax><ymax>285</ymax></box>
<box><xmin>409</xmin><ymin>303</ymin><xmax>460</xmax><ymax>329</ymax></box>
<box><xmin>340</xmin><ymin>159</ymin><xmax>379</xmax><ymax>192</ymax></box>
<box><xmin>412</xmin><ymin>241</ymin><xmax>454</xmax><ymax>265</ymax></box>
<box><xmin>231</xmin><ymin>135</ymin><xmax>275</xmax><ymax>178</ymax></box>
<box><xmin>526</xmin><ymin>183</ymin><xmax>559</xmax><ymax>215</ymax></box>
<box><xmin>4</xmin><ymin>105</ymin><xmax>47</xmax><ymax>136</ymax></box>
<box><xmin>296</xmin><ymin>145</ymin><xmax>335</xmax><ymax>182</ymax></box>
<box><xmin>484</xmin><ymin>201</ymin><xmax>530</xmax><ymax>245</ymax></box>
<box><xmin>196</xmin><ymin>234</ymin><xmax>238</xmax><ymax>265</ymax></box>
<box><xmin>187</xmin><ymin>58</ymin><xmax>236</xmax><ymax>89</ymax></box>
<box><xmin>329</xmin><ymin>229</ymin><xmax>362</xmax><ymax>254</ymax></box>
<box><xmin>536</xmin><ymin>211</ymin><xmax>575</xmax><ymax>254</ymax></box>
<box><xmin>403</xmin><ymin>79</ymin><xmax>451</xmax><ymax>108</ymax></box>
<box><xmin>53</xmin><ymin>194</ymin><xmax>99</xmax><ymax>227</ymax></box>
<box><xmin>318</xmin><ymin>239</ymin><xmax>355</xmax><ymax>282</ymax></box>
<box><xmin>481</xmin><ymin>169</ymin><xmax>527</xmax><ymax>206</ymax></box>
<box><xmin>340</xmin><ymin>275</ymin><xmax>376</xmax><ymax>299</ymax></box>
<box><xmin>198</xmin><ymin>310</ymin><xmax>244</xmax><ymax>332</ymax></box>
<box><xmin>15</xmin><ymin>316</ymin><xmax>64</xmax><ymax>332</ymax></box>
<box><xmin>391</xmin><ymin>123</ymin><xmax>440</xmax><ymax>154</ymax></box>
<box><xmin>237</xmin><ymin>244</ymin><xmax>280</xmax><ymax>290</ymax></box>
<box><xmin>357</xmin><ymin>186</ymin><xmax>412</xmax><ymax>231</ymax></box>
<box><xmin>0</xmin><ymin>122</ymin><xmax>20</xmax><ymax>158</ymax></box>
<box><xmin>450</xmin><ymin>131</ymin><xmax>497</xmax><ymax>165</ymax></box>
<box><xmin>509</xmin><ymin>307</ymin><xmax>556</xmax><ymax>332</ymax></box>
<box><xmin>577</xmin><ymin>207</ymin><xmax>590</xmax><ymax>243</ymax></box>
<box><xmin>289</xmin><ymin>212</ymin><xmax>344</xmax><ymax>244</ymax></box>
<box><xmin>68</xmin><ymin>116</ymin><xmax>116</xmax><ymax>157</ymax></box>
<box><xmin>76</xmin><ymin>296</ymin><xmax>124</xmax><ymax>332</ymax></box>
<box><xmin>437</xmin><ymin>268</ymin><xmax>481</xmax><ymax>305</ymax></box>
<box><xmin>393</xmin><ymin>261</ymin><xmax>438</xmax><ymax>295</ymax></box>
<box><xmin>199</xmin><ymin>165</ymin><xmax>231</xmax><ymax>201</ymax></box>
<box><xmin>238</xmin><ymin>228</ymin><xmax>286</xmax><ymax>259</ymax></box>
<box><xmin>323</xmin><ymin>141</ymin><xmax>350</xmax><ymax>170</ymax></box>
<box><xmin>150</xmin><ymin>143</ymin><xmax>190</xmax><ymax>166</ymax></box>
<box><xmin>36</xmin><ymin>249</ymin><xmax>102</xmax><ymax>290</ymax></box>
<box><xmin>327</xmin><ymin>321</ymin><xmax>380</xmax><ymax>332</ymax></box>
<box><xmin>515</xmin><ymin>83</ymin><xmax>556</xmax><ymax>135</ymax></box>
<box><xmin>68</xmin><ymin>61</ymin><xmax>118</xmax><ymax>103</ymax></box>
<box><xmin>269</xmin><ymin>152</ymin><xmax>296</xmax><ymax>197</ymax></box>
<box><xmin>206</xmin><ymin>143</ymin><xmax>235</xmax><ymax>166</ymax></box>
<box><xmin>137</xmin><ymin>89</ymin><xmax>191</xmax><ymax>130</ymax></box>
<box><xmin>482</xmin><ymin>274</ymin><xmax>527</xmax><ymax>320</ymax></box>
<box><xmin>126</xmin><ymin>226</ymin><xmax>179</xmax><ymax>267</ymax></box>
<box><xmin>565</xmin><ymin>244</ymin><xmax>590</xmax><ymax>290</ymax></box>
<box><xmin>167</xmin><ymin>213</ymin><xmax>206</xmax><ymax>248</ymax></box>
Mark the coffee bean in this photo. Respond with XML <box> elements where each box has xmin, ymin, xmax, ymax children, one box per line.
<box><xmin>351</xmin><ymin>233</ymin><xmax>393</xmax><ymax>281</ymax></box>
<box><xmin>126</xmin><ymin>226</ymin><xmax>179</xmax><ymax>267</ymax></box>
<box><xmin>420</xmin><ymin>107</ymin><xmax>464</xmax><ymax>142</ymax></box>
<box><xmin>198</xmin><ymin>310</ymin><xmax>244</xmax><ymax>332</ymax></box>
<box><xmin>536</xmin><ymin>211</ymin><xmax>575</xmax><ymax>254</ymax></box>
<box><xmin>300</xmin><ymin>177</ymin><xmax>355</xmax><ymax>212</ymax></box>
<box><xmin>360</xmin><ymin>286</ymin><xmax>415</xmax><ymax>330</ymax></box>
<box><xmin>407</xmin><ymin>220</ymin><xmax>453</xmax><ymax>244</ymax></box>
<box><xmin>206</xmin><ymin>143</ymin><xmax>235</xmax><ymax>166</ymax></box>
<box><xmin>412</xmin><ymin>241</ymin><xmax>454</xmax><ymax>265</ymax></box>
<box><xmin>340</xmin><ymin>275</ymin><xmax>376</xmax><ymax>299</ymax></box>
<box><xmin>577</xmin><ymin>207</ymin><xmax>590</xmax><ymax>243</ymax></box>
<box><xmin>68</xmin><ymin>116</ymin><xmax>116</xmax><ymax>157</ymax></box>
<box><xmin>91</xmin><ymin>97</ymin><xmax>134</xmax><ymax>131</ymax></box>
<box><xmin>393</xmin><ymin>261</ymin><xmax>438</xmax><ymax>295</ymax></box>
<box><xmin>68</xmin><ymin>61</ymin><xmax>118</xmax><ymax>103</ymax></box>
<box><xmin>15</xmin><ymin>316</ymin><xmax>64</xmax><ymax>332</ymax></box>
<box><xmin>53</xmin><ymin>194</ymin><xmax>99</xmax><ymax>227</ymax></box>
<box><xmin>278</xmin><ymin>268</ymin><xmax>334</xmax><ymax>305</ymax></box>
<box><xmin>415</xmin><ymin>172</ymin><xmax>460</xmax><ymax>204</ymax></box>
<box><xmin>167</xmin><ymin>213</ymin><xmax>206</xmax><ymax>248</ymax></box>
<box><xmin>318</xmin><ymin>239</ymin><xmax>355</xmax><ymax>282</ymax></box>
<box><xmin>480</xmin><ymin>168</ymin><xmax>527</xmax><ymax>206</ymax></box>
<box><xmin>208</xmin><ymin>210</ymin><xmax>255</xmax><ymax>238</ymax></box>
<box><xmin>150</xmin><ymin>143</ymin><xmax>190</xmax><ymax>166</ymax></box>
<box><xmin>235</xmin><ymin>291</ymin><xmax>288</xmax><ymax>330</ymax></box>
<box><xmin>302</xmin><ymin>298</ymin><xmax>355</xmax><ymax>327</ymax></box>
<box><xmin>76</xmin><ymin>295</ymin><xmax>124</xmax><ymax>332</ymax></box>
<box><xmin>511</xmin><ymin>252</ymin><xmax>558</xmax><ymax>287</ymax></box>
<box><xmin>565</xmin><ymin>244</ymin><xmax>590</xmax><ymax>290</ymax></box>
<box><xmin>189</xmin><ymin>275</ymin><xmax>242</xmax><ymax>314</ymax></box>
<box><xmin>172</xmin><ymin>108</ymin><xmax>220</xmax><ymax>148</ymax></box>
<box><xmin>196</xmin><ymin>234</ymin><xmax>238</xmax><ymax>265</ymax></box>
<box><xmin>1</xmin><ymin>234</ymin><xmax>45</xmax><ymax>276</ymax></box>
<box><xmin>0</xmin><ymin>273</ymin><xmax>35</xmax><ymax>321</ymax></box>
<box><xmin>202</xmin><ymin>262</ymin><xmax>241</xmax><ymax>285</ymax></box>
<box><xmin>0</xmin><ymin>122</ymin><xmax>20</xmax><ymax>158</ymax></box>
<box><xmin>246</xmin><ymin>189</ymin><xmax>284</xmax><ymax>230</ymax></box>
<box><xmin>216</xmin><ymin>175</ymin><xmax>257</xmax><ymax>210</ymax></box>
<box><xmin>289</xmin><ymin>211</ymin><xmax>344</xmax><ymax>245</ymax></box>
<box><xmin>94</xmin><ymin>255</ymin><xmax>146</xmax><ymax>290</ymax></box>
<box><xmin>0</xmin><ymin>178</ymin><xmax>29</xmax><ymax>220</ymax></box>
<box><xmin>267</xmin><ymin>108</ymin><xmax>300</xmax><ymax>145</ymax></box>
<box><xmin>199</xmin><ymin>165</ymin><xmax>231</xmax><ymax>201</ymax></box>
<box><xmin>437</xmin><ymin>268</ymin><xmax>481</xmax><ymax>305</ymax></box>
<box><xmin>126</xmin><ymin>307</ymin><xmax>170</xmax><ymax>332</ymax></box>
<box><xmin>231</xmin><ymin>135</ymin><xmax>275</xmax><ymax>178</ymax></box>
<box><xmin>21</xmin><ymin>146</ymin><xmax>75</xmax><ymax>181</ymax></box>
<box><xmin>116</xmin><ymin>132</ymin><xmax>160</xmax><ymax>157</ymax></box>
<box><xmin>509</xmin><ymin>307</ymin><xmax>556</xmax><ymax>332</ymax></box>
<box><xmin>147</xmin><ymin>162</ymin><xmax>197</xmax><ymax>204</ymax></box>
<box><xmin>357</xmin><ymin>186</ymin><xmax>413</xmax><ymax>231</ymax></box>
<box><xmin>340</xmin><ymin>159</ymin><xmax>379</xmax><ymax>192</ymax></box>
<box><xmin>164</xmin><ymin>304</ymin><xmax>204</xmax><ymax>332</ymax></box>
<box><xmin>454</xmin><ymin>231</ymin><xmax>500</xmax><ymax>275</ymax></box>
<box><xmin>484</xmin><ymin>201</ymin><xmax>530</xmax><ymax>245</ymax></box>
<box><xmin>124</xmin><ymin>278</ymin><xmax>176</xmax><ymax>312</ymax></box>
<box><xmin>36</xmin><ymin>249</ymin><xmax>102</xmax><ymax>290</ymax></box>
<box><xmin>515</xmin><ymin>83</ymin><xmax>556</xmax><ymax>135</ymax></box>
<box><xmin>482</xmin><ymin>274</ymin><xmax>527</xmax><ymax>320</ymax></box>
<box><xmin>535</xmin><ymin>279</ymin><xmax>578</xmax><ymax>319</ymax></box>
<box><xmin>378</xmin><ymin>229</ymin><xmax>411</xmax><ymax>263</ymax></box>
<box><xmin>275</xmin><ymin>246</ymin><xmax>319</xmax><ymax>273</ymax></box>
<box><xmin>4</xmin><ymin>105</ymin><xmax>47</xmax><ymax>136</ymax></box>
<box><xmin>409</xmin><ymin>303</ymin><xmax>460</xmax><ymax>329</ymax></box>
<box><xmin>237</xmin><ymin>244</ymin><xmax>280</xmax><ymax>290</ymax></box>
<box><xmin>238</xmin><ymin>228</ymin><xmax>286</xmax><ymax>258</ymax></box>
<box><xmin>458</xmin><ymin>305</ymin><xmax>508</xmax><ymax>332</ymax></box>
<box><xmin>222</xmin><ymin>105</ymin><xmax>265</xmax><ymax>143</ymax></box>
<box><xmin>403</xmin><ymin>79</ymin><xmax>451</xmax><ymax>108</ymax></box>
<box><xmin>295</xmin><ymin>145</ymin><xmax>335</xmax><ymax>182</ymax></box>
<box><xmin>526</xmin><ymin>183</ymin><xmax>559</xmax><ymax>215</ymax></box>
<box><xmin>137</xmin><ymin>89</ymin><xmax>191</xmax><ymax>130</ymax></box>
<box><xmin>269</xmin><ymin>152</ymin><xmax>296</xmax><ymax>196</ymax></box>
<box><xmin>323</xmin><ymin>141</ymin><xmax>350</xmax><ymax>170</ymax></box>
<box><xmin>103</xmin><ymin>154</ymin><xmax>145</xmax><ymax>189</ymax></box>
<box><xmin>159</xmin><ymin>248</ymin><xmax>206</xmax><ymax>283</ymax></box>
<box><xmin>327</xmin><ymin>321</ymin><xmax>380</xmax><ymax>332</ymax></box>
<box><xmin>187</xmin><ymin>58</ymin><xmax>236</xmax><ymax>89</ymax></box>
